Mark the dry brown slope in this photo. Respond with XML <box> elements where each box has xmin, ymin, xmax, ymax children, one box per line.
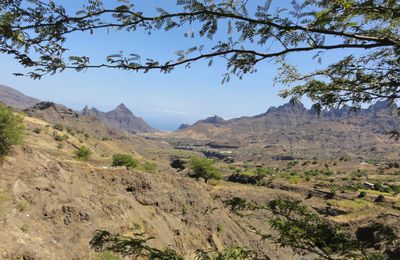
<box><xmin>0</xmin><ymin>146</ymin><xmax>299</xmax><ymax>259</ymax></box>
<box><xmin>0</xmin><ymin>113</ymin><xmax>298</xmax><ymax>259</ymax></box>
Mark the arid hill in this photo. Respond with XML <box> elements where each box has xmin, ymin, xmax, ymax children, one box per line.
<box><xmin>0</xmin><ymin>103</ymin><xmax>298</xmax><ymax>260</ymax></box>
<box><xmin>0</xmin><ymin>84</ymin><xmax>40</xmax><ymax>109</ymax></box>
<box><xmin>171</xmin><ymin>101</ymin><xmax>400</xmax><ymax>161</ymax></box>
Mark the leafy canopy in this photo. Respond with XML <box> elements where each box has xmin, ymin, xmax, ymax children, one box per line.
<box><xmin>189</xmin><ymin>156</ymin><xmax>222</xmax><ymax>183</ymax></box>
<box><xmin>0</xmin><ymin>0</ymin><xmax>399</xmax><ymax>110</ymax></box>
<box><xmin>223</xmin><ymin>197</ymin><xmax>400</xmax><ymax>259</ymax></box>
<box><xmin>89</xmin><ymin>229</ymin><xmax>257</xmax><ymax>260</ymax></box>
<box><xmin>89</xmin><ymin>230</ymin><xmax>183</xmax><ymax>260</ymax></box>
<box><xmin>0</xmin><ymin>103</ymin><xmax>24</xmax><ymax>157</ymax></box>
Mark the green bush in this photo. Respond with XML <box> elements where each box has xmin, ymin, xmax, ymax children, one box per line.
<box><xmin>358</xmin><ymin>191</ymin><xmax>367</xmax><ymax>198</ymax></box>
<box><xmin>54</xmin><ymin>134</ymin><xmax>64</xmax><ymax>142</ymax></box>
<box><xmin>112</xmin><ymin>154</ymin><xmax>138</xmax><ymax>168</ymax></box>
<box><xmin>53</xmin><ymin>123</ymin><xmax>64</xmax><ymax>131</ymax></box>
<box><xmin>189</xmin><ymin>157</ymin><xmax>222</xmax><ymax>183</ymax></box>
<box><xmin>0</xmin><ymin>104</ymin><xmax>24</xmax><ymax>156</ymax></box>
<box><xmin>74</xmin><ymin>146</ymin><xmax>91</xmax><ymax>161</ymax></box>
<box><xmin>33</xmin><ymin>128</ymin><xmax>42</xmax><ymax>134</ymax></box>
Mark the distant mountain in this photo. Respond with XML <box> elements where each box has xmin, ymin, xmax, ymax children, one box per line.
<box><xmin>175</xmin><ymin>115</ymin><xmax>226</xmax><ymax>132</ymax></box>
<box><xmin>173</xmin><ymin>100</ymin><xmax>400</xmax><ymax>160</ymax></box>
<box><xmin>194</xmin><ymin>115</ymin><xmax>226</xmax><ymax>126</ymax></box>
<box><xmin>0</xmin><ymin>84</ymin><xmax>40</xmax><ymax>109</ymax></box>
<box><xmin>177</xmin><ymin>123</ymin><xmax>191</xmax><ymax>131</ymax></box>
<box><xmin>23</xmin><ymin>101</ymin><xmax>123</xmax><ymax>139</ymax></box>
<box><xmin>82</xmin><ymin>103</ymin><xmax>156</xmax><ymax>134</ymax></box>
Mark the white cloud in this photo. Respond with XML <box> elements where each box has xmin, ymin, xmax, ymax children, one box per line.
<box><xmin>154</xmin><ymin>108</ymin><xmax>189</xmax><ymax>116</ymax></box>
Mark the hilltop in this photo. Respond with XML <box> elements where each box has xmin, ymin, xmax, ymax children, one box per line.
<box><xmin>0</xmin><ymin>85</ymin><xmax>40</xmax><ymax>109</ymax></box>
<box><xmin>82</xmin><ymin>103</ymin><xmax>156</xmax><ymax>134</ymax></box>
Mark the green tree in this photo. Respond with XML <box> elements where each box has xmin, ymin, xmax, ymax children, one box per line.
<box><xmin>74</xmin><ymin>146</ymin><xmax>91</xmax><ymax>161</ymax></box>
<box><xmin>266</xmin><ymin>198</ymin><xmax>357</xmax><ymax>259</ymax></box>
<box><xmin>0</xmin><ymin>103</ymin><xmax>24</xmax><ymax>157</ymax></box>
<box><xmin>112</xmin><ymin>153</ymin><xmax>138</xmax><ymax>168</ymax></box>
<box><xmin>189</xmin><ymin>157</ymin><xmax>222</xmax><ymax>183</ymax></box>
<box><xmin>223</xmin><ymin>197</ymin><xmax>400</xmax><ymax>259</ymax></box>
<box><xmin>0</xmin><ymin>1</ymin><xmax>398</xmax><ymax>109</ymax></box>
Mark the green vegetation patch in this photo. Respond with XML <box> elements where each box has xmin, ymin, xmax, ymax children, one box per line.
<box><xmin>189</xmin><ymin>157</ymin><xmax>222</xmax><ymax>183</ymax></box>
<box><xmin>74</xmin><ymin>146</ymin><xmax>92</xmax><ymax>161</ymax></box>
<box><xmin>0</xmin><ymin>104</ymin><xmax>24</xmax><ymax>156</ymax></box>
<box><xmin>112</xmin><ymin>154</ymin><xmax>138</xmax><ymax>168</ymax></box>
<box><xmin>327</xmin><ymin>199</ymin><xmax>371</xmax><ymax>211</ymax></box>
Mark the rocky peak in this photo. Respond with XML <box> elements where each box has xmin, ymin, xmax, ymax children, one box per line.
<box><xmin>114</xmin><ymin>103</ymin><xmax>132</xmax><ymax>114</ymax></box>
<box><xmin>195</xmin><ymin>115</ymin><xmax>226</xmax><ymax>125</ymax></box>
<box><xmin>80</xmin><ymin>103</ymin><xmax>155</xmax><ymax>133</ymax></box>
<box><xmin>31</xmin><ymin>101</ymin><xmax>56</xmax><ymax>111</ymax></box>
<box><xmin>177</xmin><ymin>123</ymin><xmax>191</xmax><ymax>131</ymax></box>
<box><xmin>276</xmin><ymin>101</ymin><xmax>306</xmax><ymax>113</ymax></box>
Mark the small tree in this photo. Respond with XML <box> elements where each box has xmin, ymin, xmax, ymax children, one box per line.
<box><xmin>189</xmin><ymin>157</ymin><xmax>221</xmax><ymax>183</ymax></box>
<box><xmin>112</xmin><ymin>154</ymin><xmax>138</xmax><ymax>168</ymax></box>
<box><xmin>223</xmin><ymin>197</ymin><xmax>400</xmax><ymax>259</ymax></box>
<box><xmin>74</xmin><ymin>146</ymin><xmax>91</xmax><ymax>161</ymax></box>
<box><xmin>90</xmin><ymin>230</ymin><xmax>183</xmax><ymax>260</ymax></box>
<box><xmin>0</xmin><ymin>103</ymin><xmax>24</xmax><ymax>157</ymax></box>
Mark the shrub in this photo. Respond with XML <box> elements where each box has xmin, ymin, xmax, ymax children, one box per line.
<box><xmin>0</xmin><ymin>104</ymin><xmax>24</xmax><ymax>157</ymax></box>
<box><xmin>74</xmin><ymin>146</ymin><xmax>91</xmax><ymax>161</ymax></box>
<box><xmin>375</xmin><ymin>195</ymin><xmax>385</xmax><ymax>203</ymax></box>
<box><xmin>112</xmin><ymin>154</ymin><xmax>138</xmax><ymax>168</ymax></box>
<box><xmin>53</xmin><ymin>123</ymin><xmax>64</xmax><ymax>131</ymax></box>
<box><xmin>33</xmin><ymin>128</ymin><xmax>42</xmax><ymax>134</ymax></box>
<box><xmin>54</xmin><ymin>134</ymin><xmax>64</xmax><ymax>142</ymax></box>
<box><xmin>358</xmin><ymin>191</ymin><xmax>367</xmax><ymax>198</ymax></box>
<box><xmin>66</xmin><ymin>127</ymin><xmax>75</xmax><ymax>135</ymax></box>
<box><xmin>189</xmin><ymin>157</ymin><xmax>222</xmax><ymax>183</ymax></box>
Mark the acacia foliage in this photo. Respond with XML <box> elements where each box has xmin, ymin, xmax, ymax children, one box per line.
<box><xmin>0</xmin><ymin>103</ymin><xmax>24</xmax><ymax>157</ymax></box>
<box><xmin>0</xmin><ymin>0</ymin><xmax>399</xmax><ymax>109</ymax></box>
<box><xmin>224</xmin><ymin>197</ymin><xmax>400</xmax><ymax>259</ymax></box>
<box><xmin>189</xmin><ymin>156</ymin><xmax>222</xmax><ymax>183</ymax></box>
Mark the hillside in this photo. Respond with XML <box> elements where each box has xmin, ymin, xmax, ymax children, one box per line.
<box><xmin>0</xmin><ymin>86</ymin><xmax>400</xmax><ymax>259</ymax></box>
<box><xmin>170</xmin><ymin>101</ymin><xmax>400</xmax><ymax>161</ymax></box>
<box><xmin>82</xmin><ymin>103</ymin><xmax>155</xmax><ymax>134</ymax></box>
<box><xmin>0</xmin><ymin>84</ymin><xmax>40</xmax><ymax>109</ymax></box>
<box><xmin>1</xmin><ymin>101</ymin><xmax>399</xmax><ymax>259</ymax></box>
<box><xmin>0</xmin><ymin>108</ymin><xmax>302</xmax><ymax>259</ymax></box>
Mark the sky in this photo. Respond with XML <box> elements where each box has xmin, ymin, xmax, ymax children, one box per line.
<box><xmin>0</xmin><ymin>1</ymin><xmax>359</xmax><ymax>131</ymax></box>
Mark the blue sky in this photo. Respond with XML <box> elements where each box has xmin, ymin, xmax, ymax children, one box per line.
<box><xmin>0</xmin><ymin>1</ymin><xmax>358</xmax><ymax>131</ymax></box>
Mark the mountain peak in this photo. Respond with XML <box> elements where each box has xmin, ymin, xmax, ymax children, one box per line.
<box><xmin>115</xmin><ymin>103</ymin><xmax>130</xmax><ymax>111</ymax></box>
<box><xmin>368</xmin><ymin>100</ymin><xmax>397</xmax><ymax>111</ymax></box>
<box><xmin>275</xmin><ymin>100</ymin><xmax>306</xmax><ymax>113</ymax></box>
<box><xmin>177</xmin><ymin>123</ymin><xmax>191</xmax><ymax>131</ymax></box>
<box><xmin>194</xmin><ymin>115</ymin><xmax>226</xmax><ymax>125</ymax></box>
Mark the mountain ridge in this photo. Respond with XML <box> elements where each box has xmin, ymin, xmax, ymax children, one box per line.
<box><xmin>81</xmin><ymin>103</ymin><xmax>156</xmax><ymax>134</ymax></box>
<box><xmin>0</xmin><ymin>84</ymin><xmax>41</xmax><ymax>109</ymax></box>
<box><xmin>171</xmin><ymin>100</ymin><xmax>400</xmax><ymax>160</ymax></box>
